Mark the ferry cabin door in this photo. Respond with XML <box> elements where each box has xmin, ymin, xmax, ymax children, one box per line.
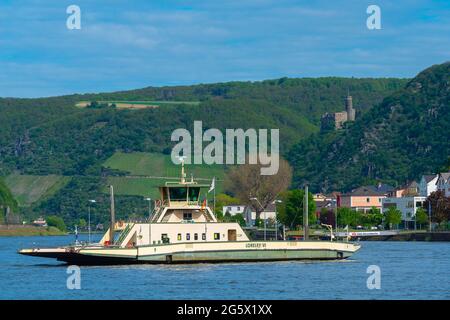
<box><xmin>228</xmin><ymin>229</ymin><xmax>237</xmax><ymax>241</ymax></box>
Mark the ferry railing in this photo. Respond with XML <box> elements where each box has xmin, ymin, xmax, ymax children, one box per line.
<box><xmin>115</xmin><ymin>223</ymin><xmax>134</xmax><ymax>245</ymax></box>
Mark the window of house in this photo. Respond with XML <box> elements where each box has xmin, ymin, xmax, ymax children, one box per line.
<box><xmin>228</xmin><ymin>207</ymin><xmax>231</xmax><ymax>211</ymax></box>
<box><xmin>237</xmin><ymin>206</ymin><xmax>240</xmax><ymax>211</ymax></box>
<box><xmin>183</xmin><ymin>212</ymin><xmax>192</xmax><ymax>221</ymax></box>
<box><xmin>366</xmin><ymin>198</ymin><xmax>370</xmax><ymax>203</ymax></box>
<box><xmin>214</xmin><ymin>233</ymin><xmax>220</xmax><ymax>240</ymax></box>
<box><xmin>186</xmin><ymin>233</ymin><xmax>190</xmax><ymax>240</ymax></box>
<box><xmin>202</xmin><ymin>233</ymin><xmax>206</xmax><ymax>240</ymax></box>
<box><xmin>194</xmin><ymin>233</ymin><xmax>198</xmax><ymax>240</ymax></box>
<box><xmin>177</xmin><ymin>233</ymin><xmax>182</xmax><ymax>241</ymax></box>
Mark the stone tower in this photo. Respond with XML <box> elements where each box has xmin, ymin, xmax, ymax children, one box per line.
<box><xmin>345</xmin><ymin>94</ymin><xmax>355</xmax><ymax>121</ymax></box>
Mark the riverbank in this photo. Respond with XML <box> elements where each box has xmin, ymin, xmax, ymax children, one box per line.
<box><xmin>284</xmin><ymin>229</ymin><xmax>450</xmax><ymax>241</ymax></box>
<box><xmin>0</xmin><ymin>225</ymin><xmax>66</xmax><ymax>236</ymax></box>
<box><xmin>359</xmin><ymin>231</ymin><xmax>450</xmax><ymax>241</ymax></box>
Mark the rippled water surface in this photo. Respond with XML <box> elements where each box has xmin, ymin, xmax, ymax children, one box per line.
<box><xmin>1</xmin><ymin>235</ymin><xmax>449</xmax><ymax>299</ymax></box>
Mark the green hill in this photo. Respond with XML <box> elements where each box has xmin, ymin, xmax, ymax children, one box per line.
<box><xmin>0</xmin><ymin>178</ymin><xmax>18</xmax><ymax>222</ymax></box>
<box><xmin>0</xmin><ymin>77</ymin><xmax>406</xmax><ymax>177</ymax></box>
<box><xmin>0</xmin><ymin>76</ymin><xmax>408</xmax><ymax>225</ymax></box>
<box><xmin>102</xmin><ymin>152</ymin><xmax>223</xmax><ymax>197</ymax></box>
<box><xmin>3</xmin><ymin>174</ymin><xmax>70</xmax><ymax>206</ymax></box>
<box><xmin>288</xmin><ymin>62</ymin><xmax>450</xmax><ymax>192</ymax></box>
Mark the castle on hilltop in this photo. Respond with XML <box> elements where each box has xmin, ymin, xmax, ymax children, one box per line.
<box><xmin>321</xmin><ymin>94</ymin><xmax>356</xmax><ymax>131</ymax></box>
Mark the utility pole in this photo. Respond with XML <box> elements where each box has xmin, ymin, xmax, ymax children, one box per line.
<box><xmin>109</xmin><ymin>186</ymin><xmax>115</xmax><ymax>245</ymax></box>
<box><xmin>303</xmin><ymin>185</ymin><xmax>309</xmax><ymax>241</ymax></box>
<box><xmin>274</xmin><ymin>200</ymin><xmax>282</xmax><ymax>241</ymax></box>
<box><xmin>250</xmin><ymin>197</ymin><xmax>266</xmax><ymax>241</ymax></box>
<box><xmin>428</xmin><ymin>200</ymin><xmax>432</xmax><ymax>232</ymax></box>
<box><xmin>335</xmin><ymin>203</ymin><xmax>338</xmax><ymax>240</ymax></box>
<box><xmin>88</xmin><ymin>199</ymin><xmax>96</xmax><ymax>244</ymax></box>
<box><xmin>145</xmin><ymin>197</ymin><xmax>152</xmax><ymax>245</ymax></box>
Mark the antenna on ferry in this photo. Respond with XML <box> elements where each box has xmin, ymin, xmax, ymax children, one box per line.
<box><xmin>178</xmin><ymin>156</ymin><xmax>187</xmax><ymax>184</ymax></box>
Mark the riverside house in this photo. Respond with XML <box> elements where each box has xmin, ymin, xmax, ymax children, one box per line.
<box><xmin>338</xmin><ymin>184</ymin><xmax>394</xmax><ymax>213</ymax></box>
<box><xmin>436</xmin><ymin>172</ymin><xmax>450</xmax><ymax>197</ymax></box>
<box><xmin>381</xmin><ymin>196</ymin><xmax>426</xmax><ymax>229</ymax></box>
<box><xmin>419</xmin><ymin>174</ymin><xmax>439</xmax><ymax>197</ymax></box>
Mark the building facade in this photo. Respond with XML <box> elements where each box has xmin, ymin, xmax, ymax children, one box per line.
<box><xmin>381</xmin><ymin>196</ymin><xmax>427</xmax><ymax>229</ymax></box>
<box><xmin>419</xmin><ymin>174</ymin><xmax>438</xmax><ymax>197</ymax></box>
<box><xmin>243</xmin><ymin>204</ymin><xmax>277</xmax><ymax>227</ymax></box>
<box><xmin>222</xmin><ymin>205</ymin><xmax>245</xmax><ymax>216</ymax></box>
<box><xmin>338</xmin><ymin>184</ymin><xmax>392</xmax><ymax>212</ymax></box>
<box><xmin>436</xmin><ymin>172</ymin><xmax>450</xmax><ymax>197</ymax></box>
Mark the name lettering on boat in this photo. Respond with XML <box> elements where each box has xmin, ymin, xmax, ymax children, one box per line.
<box><xmin>245</xmin><ymin>243</ymin><xmax>266</xmax><ymax>248</ymax></box>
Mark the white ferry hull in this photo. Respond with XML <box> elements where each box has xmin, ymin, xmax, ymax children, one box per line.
<box><xmin>19</xmin><ymin>241</ymin><xmax>360</xmax><ymax>265</ymax></box>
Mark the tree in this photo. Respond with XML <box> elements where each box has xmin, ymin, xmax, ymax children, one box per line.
<box><xmin>78</xmin><ymin>218</ymin><xmax>87</xmax><ymax>228</ymax></box>
<box><xmin>425</xmin><ymin>191</ymin><xmax>450</xmax><ymax>225</ymax></box>
<box><xmin>416</xmin><ymin>207</ymin><xmax>428</xmax><ymax>229</ymax></box>
<box><xmin>223</xmin><ymin>212</ymin><xmax>246</xmax><ymax>226</ymax></box>
<box><xmin>47</xmin><ymin>216</ymin><xmax>67</xmax><ymax>232</ymax></box>
<box><xmin>214</xmin><ymin>193</ymin><xmax>240</xmax><ymax>221</ymax></box>
<box><xmin>361</xmin><ymin>206</ymin><xmax>383</xmax><ymax>227</ymax></box>
<box><xmin>277</xmin><ymin>189</ymin><xmax>316</xmax><ymax>229</ymax></box>
<box><xmin>225</xmin><ymin>157</ymin><xmax>292</xmax><ymax>221</ymax></box>
<box><xmin>337</xmin><ymin>207</ymin><xmax>360</xmax><ymax>228</ymax></box>
<box><xmin>385</xmin><ymin>207</ymin><xmax>402</xmax><ymax>229</ymax></box>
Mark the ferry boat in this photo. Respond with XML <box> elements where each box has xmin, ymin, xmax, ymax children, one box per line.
<box><xmin>19</xmin><ymin>162</ymin><xmax>360</xmax><ymax>265</ymax></box>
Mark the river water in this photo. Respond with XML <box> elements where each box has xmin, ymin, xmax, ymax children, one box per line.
<box><xmin>0</xmin><ymin>235</ymin><xmax>448</xmax><ymax>299</ymax></box>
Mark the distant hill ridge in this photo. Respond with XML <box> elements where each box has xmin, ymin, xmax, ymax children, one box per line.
<box><xmin>0</xmin><ymin>77</ymin><xmax>406</xmax><ymax>177</ymax></box>
<box><xmin>288</xmin><ymin>61</ymin><xmax>450</xmax><ymax>192</ymax></box>
<box><xmin>0</xmin><ymin>75</ymin><xmax>410</xmax><ymax>225</ymax></box>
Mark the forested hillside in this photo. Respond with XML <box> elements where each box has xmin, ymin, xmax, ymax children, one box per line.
<box><xmin>288</xmin><ymin>62</ymin><xmax>450</xmax><ymax>192</ymax></box>
<box><xmin>0</xmin><ymin>77</ymin><xmax>406</xmax><ymax>176</ymax></box>
<box><xmin>0</xmin><ymin>77</ymin><xmax>407</xmax><ymax>225</ymax></box>
<box><xmin>0</xmin><ymin>178</ymin><xmax>18</xmax><ymax>222</ymax></box>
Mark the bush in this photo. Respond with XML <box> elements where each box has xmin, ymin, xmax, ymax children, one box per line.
<box><xmin>46</xmin><ymin>215</ymin><xmax>67</xmax><ymax>232</ymax></box>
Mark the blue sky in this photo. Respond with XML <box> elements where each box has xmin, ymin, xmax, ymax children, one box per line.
<box><xmin>0</xmin><ymin>0</ymin><xmax>449</xmax><ymax>97</ymax></box>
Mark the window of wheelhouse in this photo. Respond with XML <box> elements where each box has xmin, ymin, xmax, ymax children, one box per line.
<box><xmin>188</xmin><ymin>187</ymin><xmax>200</xmax><ymax>202</ymax></box>
<box><xmin>169</xmin><ymin>187</ymin><xmax>187</xmax><ymax>201</ymax></box>
<box><xmin>183</xmin><ymin>212</ymin><xmax>192</xmax><ymax>221</ymax></box>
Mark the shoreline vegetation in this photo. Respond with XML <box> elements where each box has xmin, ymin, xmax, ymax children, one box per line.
<box><xmin>0</xmin><ymin>225</ymin><xmax>66</xmax><ymax>236</ymax></box>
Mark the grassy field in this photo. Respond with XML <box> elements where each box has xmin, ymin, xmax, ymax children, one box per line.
<box><xmin>75</xmin><ymin>100</ymin><xmax>200</xmax><ymax>109</ymax></box>
<box><xmin>102</xmin><ymin>152</ymin><xmax>226</xmax><ymax>197</ymax></box>
<box><xmin>103</xmin><ymin>151</ymin><xmax>225</xmax><ymax>178</ymax></box>
<box><xmin>0</xmin><ymin>226</ymin><xmax>66</xmax><ymax>236</ymax></box>
<box><xmin>3</xmin><ymin>174</ymin><xmax>71</xmax><ymax>206</ymax></box>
